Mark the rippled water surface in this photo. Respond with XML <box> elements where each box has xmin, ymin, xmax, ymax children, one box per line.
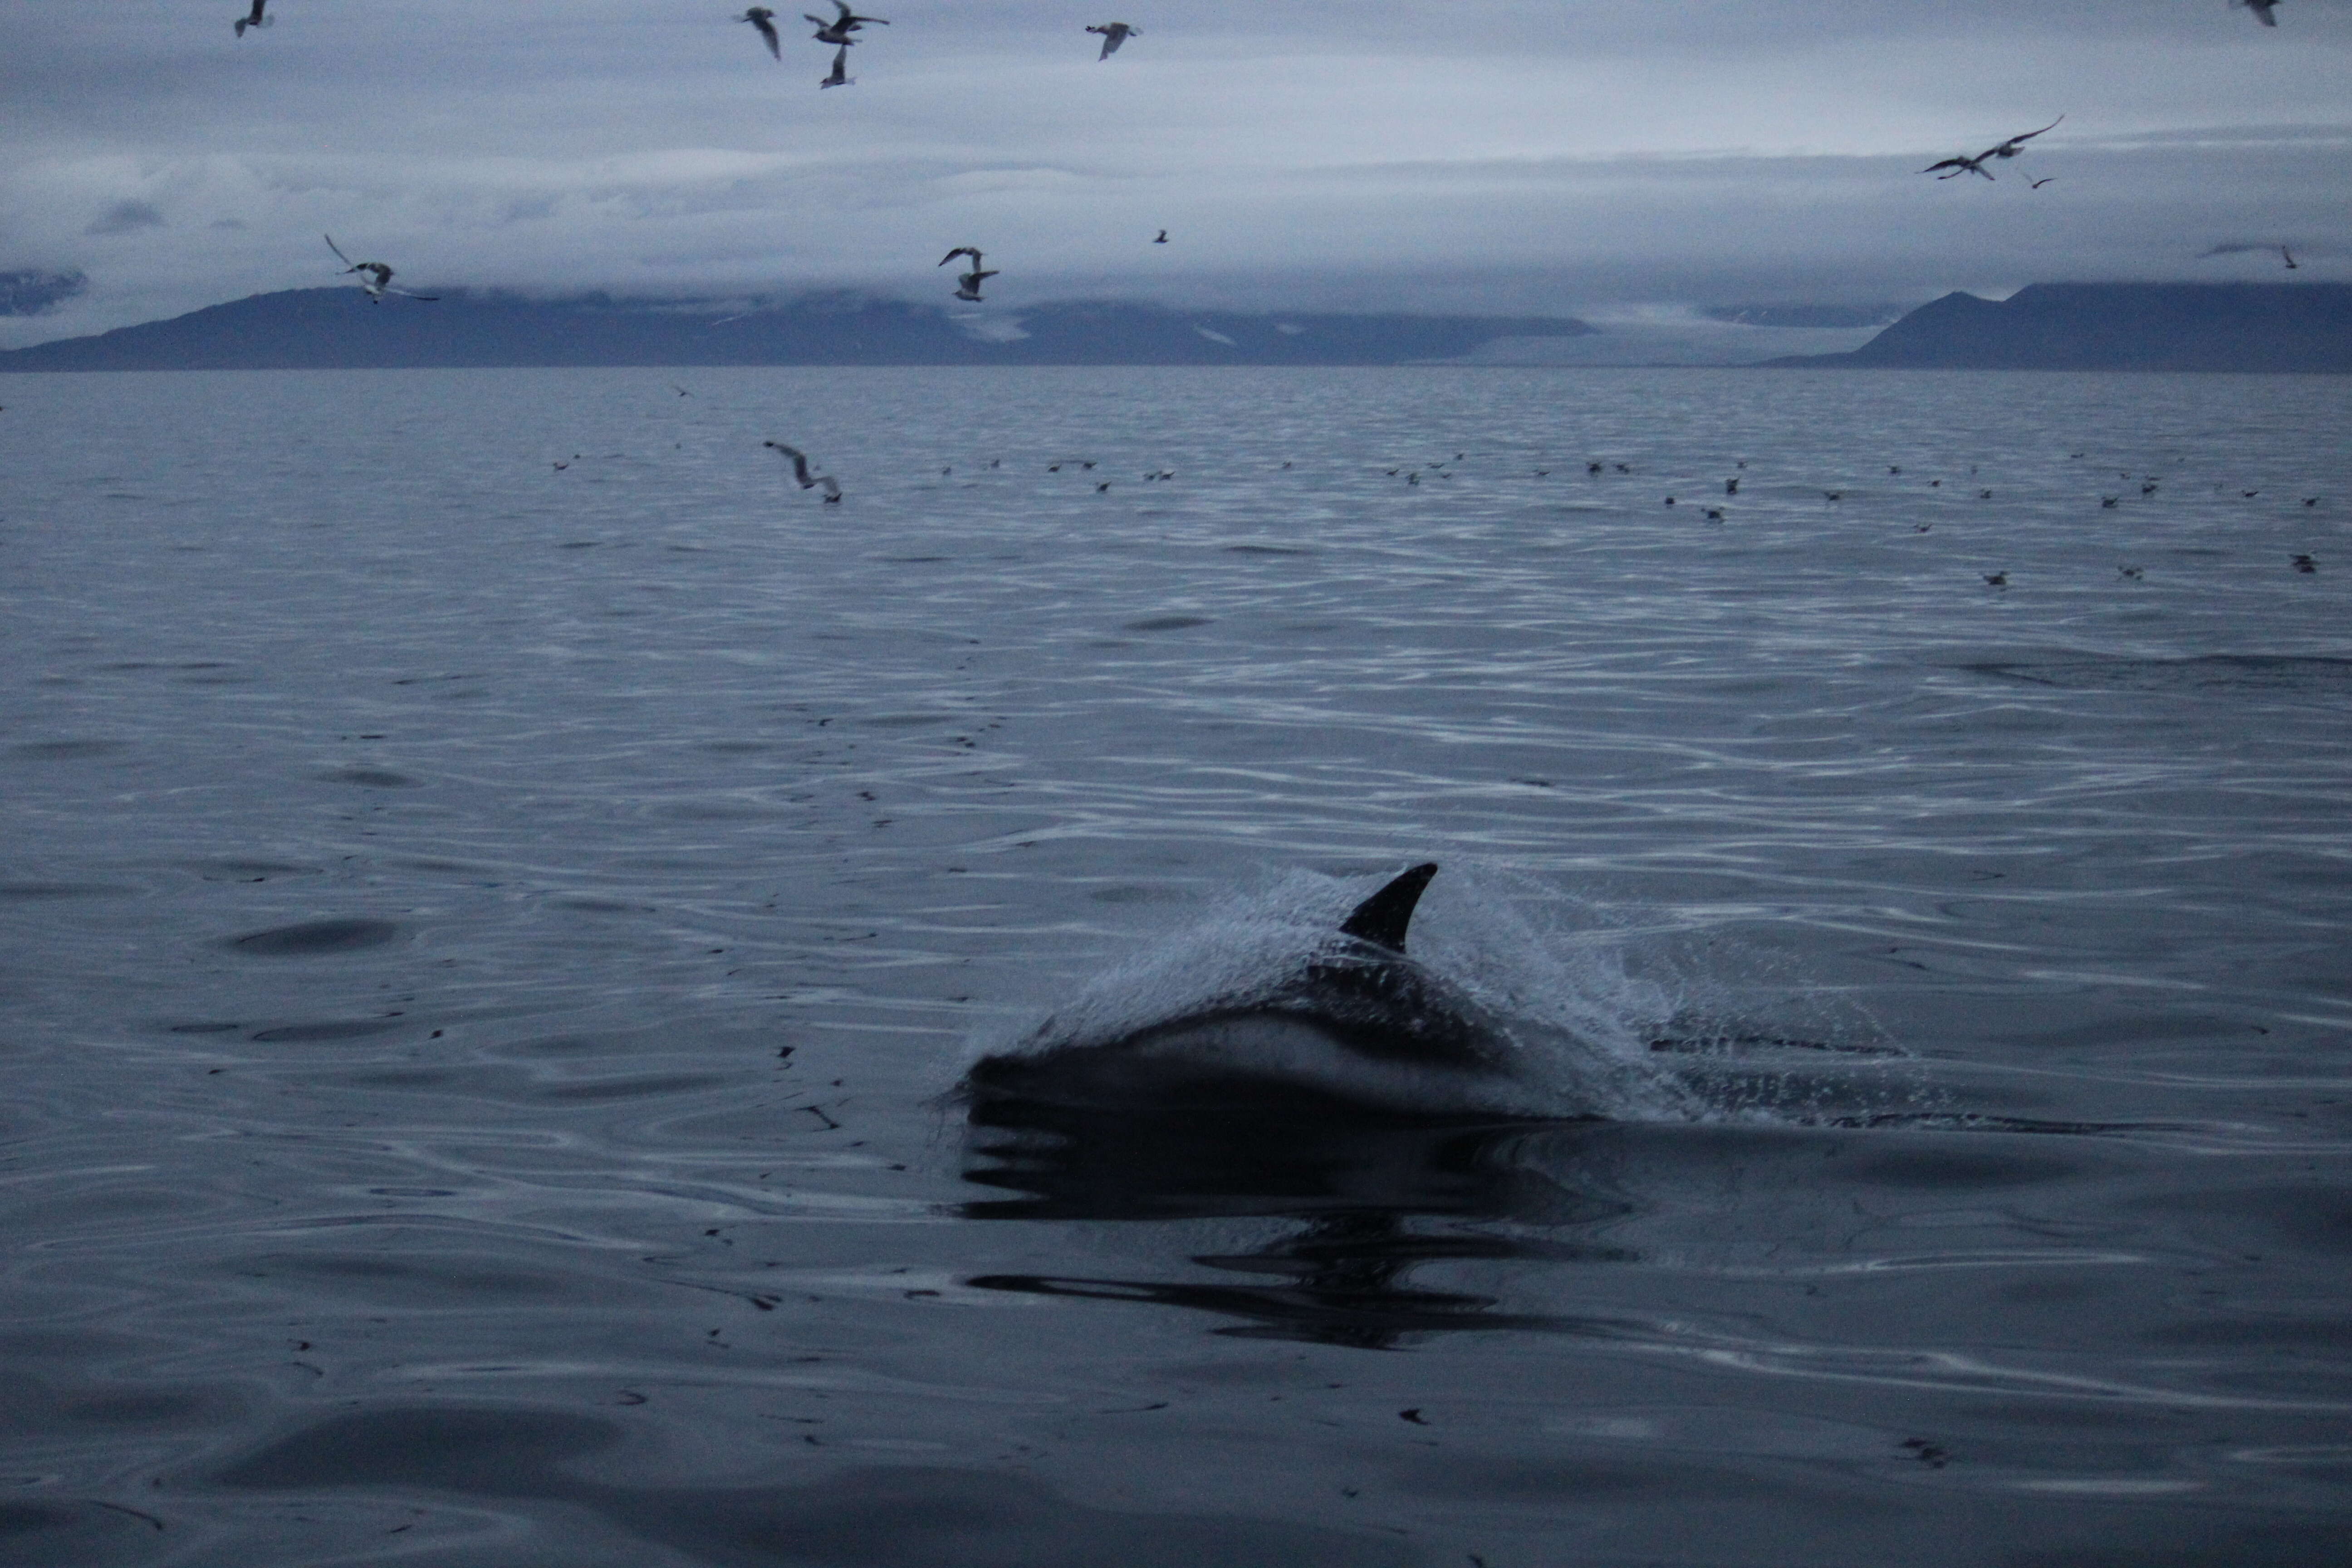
<box><xmin>3</xmin><ymin>366</ymin><xmax>2350</xmax><ymax>1565</ymax></box>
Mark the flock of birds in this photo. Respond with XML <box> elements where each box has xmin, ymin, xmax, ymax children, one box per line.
<box><xmin>215</xmin><ymin>3</ymin><xmax>2315</xmax><ymax>514</ymax></box>
<box><xmin>245</xmin><ymin>4</ymin><xmax>1156</xmax><ymax>310</ymax></box>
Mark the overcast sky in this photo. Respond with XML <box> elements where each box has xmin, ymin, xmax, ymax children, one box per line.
<box><xmin>3</xmin><ymin>1</ymin><xmax>2347</xmax><ymax>344</ymax></box>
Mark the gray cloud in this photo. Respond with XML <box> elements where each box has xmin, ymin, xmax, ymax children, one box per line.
<box><xmin>3</xmin><ymin>2</ymin><xmax>2348</xmax><ymax>345</ymax></box>
<box><xmin>83</xmin><ymin>199</ymin><xmax>166</xmax><ymax>235</ymax></box>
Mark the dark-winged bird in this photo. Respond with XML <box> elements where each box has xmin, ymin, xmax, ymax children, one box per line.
<box><xmin>1087</xmin><ymin>22</ymin><xmax>1139</xmax><ymax>59</ymax></box>
<box><xmin>323</xmin><ymin>235</ymin><xmax>437</xmax><ymax>303</ymax></box>
<box><xmin>939</xmin><ymin>246</ymin><xmax>998</xmax><ymax>302</ymax></box>
<box><xmin>819</xmin><ymin>45</ymin><xmax>852</xmax><ymax>87</ymax></box>
<box><xmin>234</xmin><ymin>0</ymin><xmax>269</xmax><ymax>36</ymax></box>
<box><xmin>1925</xmin><ymin>117</ymin><xmax>2062</xmax><ymax>182</ymax></box>
<box><xmin>764</xmin><ymin>441</ymin><xmax>843</xmax><ymax>503</ymax></box>
<box><xmin>2237</xmin><ymin>0</ymin><xmax>2281</xmax><ymax>26</ymax></box>
<box><xmin>739</xmin><ymin>9</ymin><xmax>781</xmax><ymax>59</ymax></box>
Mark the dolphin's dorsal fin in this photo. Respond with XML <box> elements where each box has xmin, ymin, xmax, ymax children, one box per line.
<box><xmin>1338</xmin><ymin>863</ymin><xmax>1438</xmax><ymax>953</ymax></box>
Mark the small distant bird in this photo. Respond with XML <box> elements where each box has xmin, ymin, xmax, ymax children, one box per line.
<box><xmin>1725</xmin><ymin>477</ymin><xmax>1739</xmax><ymax>495</ymax></box>
<box><xmin>819</xmin><ymin>45</ymin><xmax>852</xmax><ymax>87</ymax></box>
<box><xmin>1612</xmin><ymin>462</ymin><xmax>1631</xmax><ymax>474</ymax></box>
<box><xmin>739</xmin><ymin>8</ymin><xmax>780</xmax><ymax>58</ymax></box>
<box><xmin>2141</xmin><ymin>481</ymin><xmax>2159</xmax><ymax>495</ymax></box>
<box><xmin>1703</xmin><ymin>507</ymin><xmax>1725</xmax><ymax>521</ymax></box>
<box><xmin>2030</xmin><ymin>177</ymin><xmax>2057</xmax><ymax>189</ymax></box>
<box><xmin>2305</xmin><ymin>497</ymin><xmax>2321</xmax><ymax>507</ymax></box>
<box><xmin>2119</xmin><ymin>565</ymin><xmax>2145</xmax><ymax>580</ymax></box>
<box><xmin>551</xmin><ymin>461</ymin><xmax>569</xmax><ymax>471</ymax></box>
<box><xmin>1154</xmin><ymin>230</ymin><xmax>1169</xmax><ymax>244</ymax></box>
<box><xmin>2199</xmin><ymin>241</ymin><xmax>2301</xmax><ymax>270</ymax></box>
<box><xmin>671</xmin><ymin>383</ymin><xmax>693</xmax><ymax>397</ymax></box>
<box><xmin>2237</xmin><ymin>0</ymin><xmax>2280</xmax><ymax>26</ymax></box>
<box><xmin>764</xmin><ymin>440</ymin><xmax>843</xmax><ymax>502</ymax></box>
<box><xmin>1978</xmin><ymin>489</ymin><xmax>1994</xmax><ymax>500</ymax></box>
<box><xmin>2291</xmin><ymin>554</ymin><xmax>2317</xmax><ymax>572</ymax></box>
<box><xmin>938</xmin><ymin>246</ymin><xmax>996</xmax><ymax>301</ymax></box>
<box><xmin>1586</xmin><ymin>461</ymin><xmax>1602</xmax><ymax>475</ymax></box>
<box><xmin>2243</xmin><ymin>490</ymin><xmax>2261</xmax><ymax>498</ymax></box>
<box><xmin>1087</xmin><ymin>23</ymin><xmax>1138</xmax><ymax>59</ymax></box>
<box><xmin>1663</xmin><ymin>496</ymin><xmax>1676</xmax><ymax>506</ymax></box>
<box><xmin>2101</xmin><ymin>496</ymin><xmax>2120</xmax><ymax>508</ymax></box>
<box><xmin>234</xmin><ymin>0</ymin><xmax>270</xmax><ymax>35</ymax></box>
<box><xmin>1824</xmin><ymin>490</ymin><xmax>1843</xmax><ymax>503</ymax></box>
<box><xmin>1097</xmin><ymin>481</ymin><xmax>1112</xmax><ymax>492</ymax></box>
<box><xmin>323</xmin><ymin>235</ymin><xmax>436</xmax><ymax>302</ymax></box>
<box><xmin>1888</xmin><ymin>466</ymin><xmax>1901</xmax><ymax>475</ymax></box>
<box><xmin>1984</xmin><ymin>572</ymin><xmax>2009</xmax><ymax>587</ymax></box>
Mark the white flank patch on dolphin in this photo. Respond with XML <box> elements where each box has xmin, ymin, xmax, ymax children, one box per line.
<box><xmin>962</xmin><ymin>865</ymin><xmax>1704</xmax><ymax>1121</ymax></box>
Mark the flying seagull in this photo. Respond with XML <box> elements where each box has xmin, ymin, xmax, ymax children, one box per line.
<box><xmin>1984</xmin><ymin>116</ymin><xmax>2063</xmax><ymax>163</ymax></box>
<box><xmin>819</xmin><ymin>45</ymin><xmax>852</xmax><ymax>87</ymax></box>
<box><xmin>2200</xmin><ymin>241</ymin><xmax>2303</xmax><ymax>270</ymax></box>
<box><xmin>764</xmin><ymin>441</ymin><xmax>843</xmax><ymax>503</ymax></box>
<box><xmin>806</xmin><ymin>2</ymin><xmax>886</xmax><ymax>45</ymax></box>
<box><xmin>1923</xmin><ymin>150</ymin><xmax>1993</xmax><ymax>181</ymax></box>
<box><xmin>1154</xmin><ymin>229</ymin><xmax>1169</xmax><ymax>244</ymax></box>
<box><xmin>2237</xmin><ymin>0</ymin><xmax>2280</xmax><ymax>26</ymax></box>
<box><xmin>1087</xmin><ymin>23</ymin><xmax>1138</xmax><ymax>59</ymax></box>
<box><xmin>1924</xmin><ymin>116</ymin><xmax>2062</xmax><ymax>181</ymax></box>
<box><xmin>323</xmin><ymin>235</ymin><xmax>437</xmax><ymax>303</ymax></box>
<box><xmin>739</xmin><ymin>8</ymin><xmax>780</xmax><ymax>59</ymax></box>
<box><xmin>938</xmin><ymin>246</ymin><xmax>997</xmax><ymax>302</ymax></box>
<box><xmin>234</xmin><ymin>0</ymin><xmax>270</xmax><ymax>36</ymax></box>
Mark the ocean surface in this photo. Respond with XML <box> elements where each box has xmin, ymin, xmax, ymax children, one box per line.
<box><xmin>2</xmin><ymin>364</ymin><xmax>2349</xmax><ymax>1566</ymax></box>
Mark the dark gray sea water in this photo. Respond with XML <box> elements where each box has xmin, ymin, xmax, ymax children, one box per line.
<box><xmin>3</xmin><ymin>365</ymin><xmax>2349</xmax><ymax>1566</ymax></box>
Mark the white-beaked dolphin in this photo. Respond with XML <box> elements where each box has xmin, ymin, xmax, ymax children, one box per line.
<box><xmin>962</xmin><ymin>864</ymin><xmax>1549</xmax><ymax>1116</ymax></box>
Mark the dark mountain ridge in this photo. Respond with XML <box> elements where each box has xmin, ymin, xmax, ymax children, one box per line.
<box><xmin>1765</xmin><ymin>282</ymin><xmax>2352</xmax><ymax>372</ymax></box>
<box><xmin>0</xmin><ymin>288</ymin><xmax>1595</xmax><ymax>372</ymax></box>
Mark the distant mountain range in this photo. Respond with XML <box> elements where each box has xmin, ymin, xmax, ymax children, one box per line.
<box><xmin>0</xmin><ymin>288</ymin><xmax>1595</xmax><ymax>372</ymax></box>
<box><xmin>1765</xmin><ymin>283</ymin><xmax>2352</xmax><ymax>372</ymax></box>
<box><xmin>7</xmin><ymin>281</ymin><xmax>2343</xmax><ymax>372</ymax></box>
